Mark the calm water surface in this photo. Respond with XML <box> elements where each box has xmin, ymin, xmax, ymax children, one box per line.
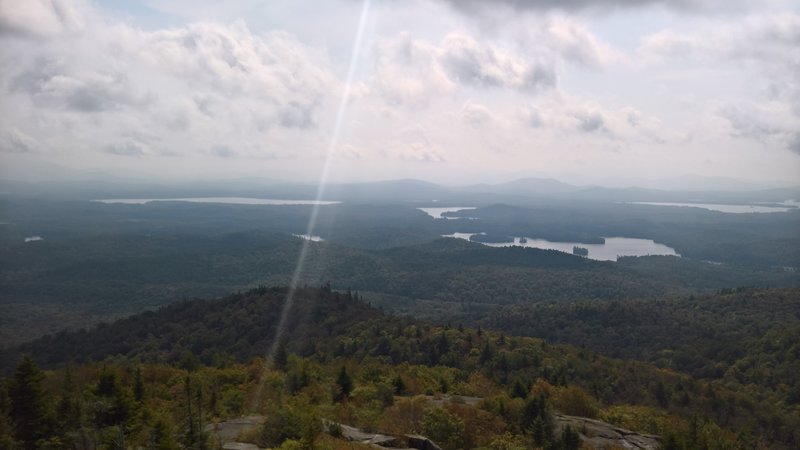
<box><xmin>443</xmin><ymin>233</ymin><xmax>679</xmax><ymax>261</ymax></box>
<box><xmin>293</xmin><ymin>234</ymin><xmax>324</xmax><ymax>242</ymax></box>
<box><xmin>629</xmin><ymin>202</ymin><xmax>796</xmax><ymax>213</ymax></box>
<box><xmin>418</xmin><ymin>207</ymin><xmax>477</xmax><ymax>219</ymax></box>
<box><xmin>95</xmin><ymin>198</ymin><xmax>340</xmax><ymax>205</ymax></box>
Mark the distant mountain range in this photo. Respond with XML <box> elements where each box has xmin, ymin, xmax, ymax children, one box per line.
<box><xmin>2</xmin><ymin>171</ymin><xmax>798</xmax><ymax>205</ymax></box>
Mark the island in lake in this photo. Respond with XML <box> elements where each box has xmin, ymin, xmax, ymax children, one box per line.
<box><xmin>572</xmin><ymin>246</ymin><xmax>589</xmax><ymax>257</ymax></box>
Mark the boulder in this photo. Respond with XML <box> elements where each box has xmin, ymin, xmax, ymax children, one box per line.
<box><xmin>406</xmin><ymin>434</ymin><xmax>443</xmax><ymax>450</ymax></box>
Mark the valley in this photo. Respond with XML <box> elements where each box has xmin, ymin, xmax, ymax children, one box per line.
<box><xmin>1</xmin><ymin>179</ymin><xmax>798</xmax><ymax>449</ymax></box>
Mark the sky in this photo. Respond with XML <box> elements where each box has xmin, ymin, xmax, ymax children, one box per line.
<box><xmin>0</xmin><ymin>0</ymin><xmax>798</xmax><ymax>187</ymax></box>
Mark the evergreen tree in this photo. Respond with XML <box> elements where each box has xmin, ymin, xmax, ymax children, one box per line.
<box><xmin>392</xmin><ymin>375</ymin><xmax>406</xmax><ymax>395</ymax></box>
<box><xmin>134</xmin><ymin>367</ymin><xmax>145</xmax><ymax>402</ymax></box>
<box><xmin>661</xmin><ymin>433</ymin><xmax>680</xmax><ymax>450</ymax></box>
<box><xmin>531</xmin><ymin>416</ymin><xmax>551</xmax><ymax>449</ymax></box>
<box><xmin>93</xmin><ymin>369</ymin><xmax>134</xmax><ymax>429</ymax></box>
<box><xmin>511</xmin><ymin>380</ymin><xmax>528</xmax><ymax>399</ymax></box>
<box><xmin>273</xmin><ymin>342</ymin><xmax>288</xmax><ymax>372</ymax></box>
<box><xmin>150</xmin><ymin>416</ymin><xmax>179</xmax><ymax>450</ymax></box>
<box><xmin>655</xmin><ymin>381</ymin><xmax>670</xmax><ymax>408</ymax></box>
<box><xmin>9</xmin><ymin>356</ymin><xmax>52</xmax><ymax>450</ymax></box>
<box><xmin>437</xmin><ymin>332</ymin><xmax>450</xmax><ymax>356</ymax></box>
<box><xmin>560</xmin><ymin>425</ymin><xmax>581</xmax><ymax>450</ymax></box>
<box><xmin>181</xmin><ymin>376</ymin><xmax>207</xmax><ymax>449</ymax></box>
<box><xmin>287</xmin><ymin>367</ymin><xmax>310</xmax><ymax>394</ymax></box>
<box><xmin>57</xmin><ymin>366</ymin><xmax>80</xmax><ymax>431</ymax></box>
<box><xmin>0</xmin><ymin>380</ymin><xmax>17</xmax><ymax>450</ymax></box>
<box><xmin>334</xmin><ymin>366</ymin><xmax>353</xmax><ymax>402</ymax></box>
<box><xmin>479</xmin><ymin>342</ymin><xmax>495</xmax><ymax>365</ymax></box>
<box><xmin>422</xmin><ymin>407</ymin><xmax>466</xmax><ymax>450</ymax></box>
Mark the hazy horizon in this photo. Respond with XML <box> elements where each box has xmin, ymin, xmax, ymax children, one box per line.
<box><xmin>2</xmin><ymin>157</ymin><xmax>799</xmax><ymax>192</ymax></box>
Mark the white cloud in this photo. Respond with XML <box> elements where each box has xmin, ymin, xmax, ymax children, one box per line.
<box><xmin>569</xmin><ymin>107</ymin><xmax>608</xmax><ymax>134</ymax></box>
<box><xmin>520</xmin><ymin>105</ymin><xmax>546</xmax><ymax>128</ymax></box>
<box><xmin>0</xmin><ymin>0</ymin><xmax>796</xmax><ymax>184</ymax></box>
<box><xmin>640</xmin><ymin>13</ymin><xmax>800</xmax><ymax>62</ymax></box>
<box><xmin>105</xmin><ymin>140</ymin><xmax>148</xmax><ymax>157</ymax></box>
<box><xmin>0</xmin><ymin>127</ymin><xmax>39</xmax><ymax>153</ymax></box>
<box><xmin>0</xmin><ymin>2</ymin><xmax>338</xmax><ymax>167</ymax></box>
<box><xmin>544</xmin><ymin>18</ymin><xmax>624</xmax><ymax>68</ymax></box>
<box><xmin>0</xmin><ymin>0</ymin><xmax>87</xmax><ymax>38</ymax></box>
<box><xmin>209</xmin><ymin>145</ymin><xmax>237</xmax><ymax>158</ymax></box>
<box><xmin>372</xmin><ymin>33</ymin><xmax>456</xmax><ymax>107</ymax></box>
<box><xmin>371</xmin><ymin>30</ymin><xmax>562</xmax><ymax>108</ymax></box>
<box><xmin>337</xmin><ymin>144</ymin><xmax>364</xmax><ymax>160</ymax></box>
<box><xmin>11</xmin><ymin>62</ymin><xmax>154</xmax><ymax>113</ymax></box>
<box><xmin>460</xmin><ymin>102</ymin><xmax>496</xmax><ymax>127</ymax></box>
<box><xmin>640</xmin><ymin>13</ymin><xmax>800</xmax><ymax>153</ymax></box>
<box><xmin>439</xmin><ymin>32</ymin><xmax>556</xmax><ymax>91</ymax></box>
<box><xmin>717</xmin><ymin>102</ymin><xmax>799</xmax><ymax>152</ymax></box>
<box><xmin>440</xmin><ymin>0</ymin><xmax>785</xmax><ymax>15</ymax></box>
<box><xmin>517</xmin><ymin>96</ymin><xmax>682</xmax><ymax>146</ymax></box>
<box><xmin>398</xmin><ymin>142</ymin><xmax>446</xmax><ymax>163</ymax></box>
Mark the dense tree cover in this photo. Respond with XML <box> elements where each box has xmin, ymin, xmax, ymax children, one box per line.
<box><xmin>1</xmin><ymin>287</ymin><xmax>798</xmax><ymax>448</ymax></box>
<box><xmin>8</xmin><ymin>356</ymin><xmax>52</xmax><ymax>449</ymax></box>
<box><xmin>0</xmin><ymin>286</ymin><xmax>380</xmax><ymax>370</ymax></box>
<box><xmin>0</xmin><ymin>356</ymin><xmax>252</xmax><ymax>449</ymax></box>
<box><xmin>0</xmin><ymin>198</ymin><xmax>441</xmax><ymax>250</ymax></box>
<box><xmin>2</xmin><ymin>196</ymin><xmax>798</xmax><ymax>343</ymax></box>
<box><xmin>3</xmin><ymin>224</ymin><xmax>796</xmax><ymax>345</ymax></box>
<box><xmin>474</xmin><ymin>288</ymin><xmax>800</xmax><ymax>408</ymax></box>
<box><xmin>0</xmin><ymin>353</ymin><xmax>593</xmax><ymax>449</ymax></box>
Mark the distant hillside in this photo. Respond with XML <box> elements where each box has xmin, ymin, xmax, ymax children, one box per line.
<box><xmin>0</xmin><ymin>285</ymin><xmax>381</xmax><ymax>371</ymax></box>
<box><xmin>464</xmin><ymin>177</ymin><xmax>578</xmax><ymax>196</ymax></box>
<box><xmin>3</xmin><ymin>224</ymin><xmax>797</xmax><ymax>346</ymax></box>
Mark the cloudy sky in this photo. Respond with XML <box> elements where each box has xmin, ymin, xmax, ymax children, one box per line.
<box><xmin>0</xmin><ymin>0</ymin><xmax>798</xmax><ymax>187</ymax></box>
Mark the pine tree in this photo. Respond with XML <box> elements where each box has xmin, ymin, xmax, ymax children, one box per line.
<box><xmin>335</xmin><ymin>366</ymin><xmax>353</xmax><ymax>402</ymax></box>
<box><xmin>437</xmin><ymin>331</ymin><xmax>450</xmax><ymax>356</ymax></box>
<box><xmin>9</xmin><ymin>356</ymin><xmax>52</xmax><ymax>450</ymax></box>
<box><xmin>511</xmin><ymin>380</ymin><xmax>528</xmax><ymax>399</ymax></box>
<box><xmin>134</xmin><ymin>367</ymin><xmax>145</xmax><ymax>402</ymax></box>
<box><xmin>150</xmin><ymin>416</ymin><xmax>179</xmax><ymax>450</ymax></box>
<box><xmin>273</xmin><ymin>342</ymin><xmax>288</xmax><ymax>372</ymax></box>
<box><xmin>57</xmin><ymin>366</ymin><xmax>80</xmax><ymax>431</ymax></box>
<box><xmin>93</xmin><ymin>369</ymin><xmax>134</xmax><ymax>429</ymax></box>
<box><xmin>181</xmin><ymin>376</ymin><xmax>207</xmax><ymax>449</ymax></box>
<box><xmin>655</xmin><ymin>381</ymin><xmax>670</xmax><ymax>408</ymax></box>
<box><xmin>0</xmin><ymin>380</ymin><xmax>17</xmax><ymax>449</ymax></box>
<box><xmin>561</xmin><ymin>425</ymin><xmax>581</xmax><ymax>450</ymax></box>
<box><xmin>479</xmin><ymin>342</ymin><xmax>494</xmax><ymax>365</ymax></box>
<box><xmin>439</xmin><ymin>377</ymin><xmax>449</xmax><ymax>394</ymax></box>
<box><xmin>392</xmin><ymin>375</ymin><xmax>406</xmax><ymax>395</ymax></box>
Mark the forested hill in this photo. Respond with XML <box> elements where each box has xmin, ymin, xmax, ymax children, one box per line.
<box><xmin>0</xmin><ymin>285</ymin><xmax>384</xmax><ymax>372</ymax></box>
<box><xmin>475</xmin><ymin>288</ymin><xmax>800</xmax><ymax>408</ymax></box>
<box><xmin>2</xmin><ymin>286</ymin><xmax>799</xmax><ymax>448</ymax></box>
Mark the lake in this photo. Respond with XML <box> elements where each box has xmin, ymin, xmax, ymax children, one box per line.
<box><xmin>293</xmin><ymin>234</ymin><xmax>324</xmax><ymax>242</ymax></box>
<box><xmin>418</xmin><ymin>207</ymin><xmax>477</xmax><ymax>219</ymax></box>
<box><xmin>95</xmin><ymin>197</ymin><xmax>340</xmax><ymax>205</ymax></box>
<box><xmin>442</xmin><ymin>233</ymin><xmax>679</xmax><ymax>261</ymax></box>
<box><xmin>629</xmin><ymin>201</ymin><xmax>797</xmax><ymax>213</ymax></box>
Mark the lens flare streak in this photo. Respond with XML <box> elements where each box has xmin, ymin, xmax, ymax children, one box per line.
<box><xmin>264</xmin><ymin>0</ymin><xmax>372</xmax><ymax>374</ymax></box>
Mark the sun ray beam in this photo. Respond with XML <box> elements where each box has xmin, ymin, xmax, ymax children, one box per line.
<box><xmin>249</xmin><ymin>0</ymin><xmax>372</xmax><ymax>412</ymax></box>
